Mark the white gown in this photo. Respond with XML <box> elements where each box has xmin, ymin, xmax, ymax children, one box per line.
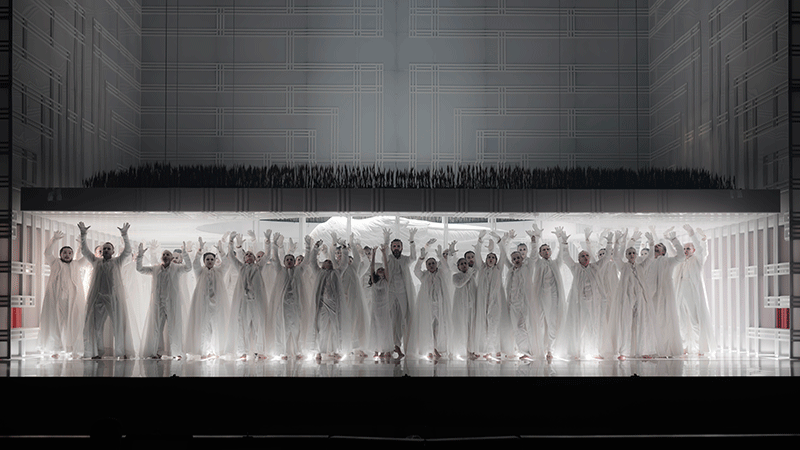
<box><xmin>225</xmin><ymin>242</ymin><xmax>270</xmax><ymax>357</ymax></box>
<box><xmin>367</xmin><ymin>274</ymin><xmax>393</xmax><ymax>354</ymax></box>
<box><xmin>309</xmin><ymin>259</ymin><xmax>346</xmax><ymax>355</ymax></box>
<box><xmin>450</xmin><ymin>265</ymin><xmax>476</xmax><ymax>358</ymax></box>
<box><xmin>137</xmin><ymin>255</ymin><xmax>192</xmax><ymax>358</ymax></box>
<box><xmin>531</xmin><ymin>242</ymin><xmax>568</xmax><ymax>355</ymax></box>
<box><xmin>407</xmin><ymin>259</ymin><xmax>452</xmax><ymax>358</ymax></box>
<box><xmin>37</xmin><ymin>239</ymin><xmax>88</xmax><ymax>356</ymax></box>
<box><xmin>647</xmin><ymin>237</ymin><xmax>685</xmax><ymax>357</ymax></box>
<box><xmin>80</xmin><ymin>232</ymin><xmax>138</xmax><ymax>358</ymax></box>
<box><xmin>266</xmin><ymin>242</ymin><xmax>315</xmax><ymax>357</ymax></box>
<box><xmin>184</xmin><ymin>252</ymin><xmax>230</xmax><ymax>357</ymax></box>
<box><xmin>335</xmin><ymin>248</ymin><xmax>368</xmax><ymax>353</ymax></box>
<box><xmin>675</xmin><ymin>234</ymin><xmax>717</xmax><ymax>355</ymax></box>
<box><xmin>474</xmin><ymin>242</ymin><xmax>506</xmax><ymax>356</ymax></box>
<box><xmin>383</xmin><ymin>242</ymin><xmax>417</xmax><ymax>352</ymax></box>
<box><xmin>555</xmin><ymin>242</ymin><xmax>611</xmax><ymax>359</ymax></box>
<box><xmin>502</xmin><ymin>254</ymin><xmax>541</xmax><ymax>357</ymax></box>
<box><xmin>601</xmin><ymin>239</ymin><xmax>659</xmax><ymax>359</ymax></box>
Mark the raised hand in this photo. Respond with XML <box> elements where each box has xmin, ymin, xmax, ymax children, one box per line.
<box><xmin>448</xmin><ymin>240</ymin><xmax>457</xmax><ymax>255</ymax></box>
<box><xmin>52</xmin><ymin>230</ymin><xmax>66</xmax><ymax>241</ymax></box>
<box><xmin>696</xmin><ymin>228</ymin><xmax>707</xmax><ymax>240</ymax></box>
<box><xmin>382</xmin><ymin>227</ymin><xmax>392</xmax><ymax>243</ymax></box>
<box><xmin>229</xmin><ymin>231</ymin><xmax>238</xmax><ymax>243</ymax></box>
<box><xmin>184</xmin><ymin>240</ymin><xmax>194</xmax><ymax>253</ymax></box>
<box><xmin>304</xmin><ymin>235</ymin><xmax>313</xmax><ymax>247</ymax></box>
<box><xmin>645</xmin><ymin>232</ymin><xmax>654</xmax><ymax>243</ymax></box>
<box><xmin>425</xmin><ymin>238</ymin><xmax>437</xmax><ymax>247</ymax></box>
<box><xmin>275</xmin><ymin>233</ymin><xmax>285</xmax><ymax>248</ymax></box>
<box><xmin>77</xmin><ymin>222</ymin><xmax>89</xmax><ymax>234</ymax></box>
<box><xmin>118</xmin><ymin>223</ymin><xmax>130</xmax><ymax>234</ymax></box>
<box><xmin>408</xmin><ymin>228</ymin><xmax>418</xmax><ymax>241</ymax></box>
<box><xmin>683</xmin><ymin>224</ymin><xmax>695</xmax><ymax>236</ymax></box>
<box><xmin>264</xmin><ymin>229</ymin><xmax>272</xmax><ymax>242</ymax></box>
<box><xmin>605</xmin><ymin>231</ymin><xmax>614</xmax><ymax>242</ymax></box>
<box><xmin>614</xmin><ymin>230</ymin><xmax>623</xmax><ymax>242</ymax></box>
<box><xmin>419</xmin><ymin>246</ymin><xmax>427</xmax><ymax>258</ymax></box>
<box><xmin>286</xmin><ymin>238</ymin><xmax>297</xmax><ymax>254</ymax></box>
<box><xmin>663</xmin><ymin>226</ymin><xmax>676</xmax><ymax>240</ymax></box>
<box><xmin>478</xmin><ymin>230</ymin><xmax>487</xmax><ymax>241</ymax></box>
<box><xmin>487</xmin><ymin>238</ymin><xmax>495</xmax><ymax>252</ymax></box>
<box><xmin>631</xmin><ymin>229</ymin><xmax>642</xmax><ymax>242</ymax></box>
<box><xmin>138</xmin><ymin>242</ymin><xmax>147</xmax><ymax>256</ymax></box>
<box><xmin>584</xmin><ymin>228</ymin><xmax>592</xmax><ymax>241</ymax></box>
<box><xmin>247</xmin><ymin>230</ymin><xmax>256</xmax><ymax>242</ymax></box>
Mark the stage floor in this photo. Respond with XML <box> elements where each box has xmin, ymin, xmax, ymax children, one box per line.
<box><xmin>4</xmin><ymin>350</ymin><xmax>797</xmax><ymax>377</ymax></box>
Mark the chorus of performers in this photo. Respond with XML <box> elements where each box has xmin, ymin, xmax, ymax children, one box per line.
<box><xmin>37</xmin><ymin>221</ymin><xmax>716</xmax><ymax>362</ymax></box>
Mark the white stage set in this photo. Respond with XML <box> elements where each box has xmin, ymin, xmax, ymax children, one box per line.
<box><xmin>7</xmin><ymin>206</ymin><xmax>796</xmax><ymax>378</ymax></box>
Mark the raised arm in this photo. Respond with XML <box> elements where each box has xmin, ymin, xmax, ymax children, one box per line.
<box><xmin>44</xmin><ymin>230</ymin><xmax>65</xmax><ymax>266</ymax></box>
<box><xmin>228</xmin><ymin>232</ymin><xmax>243</xmax><ymax>270</ymax></box>
<box><xmin>136</xmin><ymin>243</ymin><xmax>154</xmax><ymax>275</ymax></box>
<box><xmin>77</xmin><ymin>222</ymin><xmax>97</xmax><ymax>263</ymax></box>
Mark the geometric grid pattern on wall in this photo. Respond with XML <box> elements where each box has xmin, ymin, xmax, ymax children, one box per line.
<box><xmin>648</xmin><ymin>0</ymin><xmax>788</xmax><ymax>190</ymax></box>
<box><xmin>12</xmin><ymin>0</ymin><xmax>142</xmax><ymax>188</ymax></box>
<box><xmin>141</xmin><ymin>0</ymin><xmax>649</xmax><ymax>169</ymax></box>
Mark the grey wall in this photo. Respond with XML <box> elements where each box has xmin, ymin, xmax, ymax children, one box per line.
<box><xmin>11</xmin><ymin>1</ymin><xmax>789</xmax><ymax>188</ymax></box>
<box><xmin>648</xmin><ymin>0</ymin><xmax>788</xmax><ymax>189</ymax></box>
<box><xmin>139</xmin><ymin>0</ymin><xmax>649</xmax><ymax>170</ymax></box>
<box><xmin>12</xmin><ymin>0</ymin><xmax>142</xmax><ymax>188</ymax></box>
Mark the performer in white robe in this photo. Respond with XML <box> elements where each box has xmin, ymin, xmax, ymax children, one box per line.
<box><xmin>645</xmin><ymin>226</ymin><xmax>685</xmax><ymax>357</ymax></box>
<box><xmin>474</xmin><ymin>232</ymin><xmax>507</xmax><ymax>359</ymax></box>
<box><xmin>408</xmin><ymin>247</ymin><xmax>451</xmax><ymax>359</ymax></box>
<box><xmin>675</xmin><ymin>225</ymin><xmax>717</xmax><ymax>355</ymax></box>
<box><xmin>366</xmin><ymin>244</ymin><xmax>393</xmax><ymax>358</ymax></box>
<box><xmin>184</xmin><ymin>238</ymin><xmax>230</xmax><ymax>359</ymax></box>
<box><xmin>450</xmin><ymin>251</ymin><xmax>477</xmax><ymax>359</ymax></box>
<box><xmin>555</xmin><ymin>230</ymin><xmax>613</xmax><ymax>359</ymax></box>
<box><xmin>266</xmin><ymin>233</ymin><xmax>314</xmax><ymax>360</ymax></box>
<box><xmin>333</xmin><ymin>233</ymin><xmax>369</xmax><ymax>358</ymax></box>
<box><xmin>382</xmin><ymin>227</ymin><xmax>419</xmax><ymax>358</ymax></box>
<box><xmin>529</xmin><ymin>225</ymin><xmax>569</xmax><ymax>360</ymax></box>
<box><xmin>79</xmin><ymin>222</ymin><xmax>137</xmax><ymax>359</ymax></box>
<box><xmin>225</xmin><ymin>231</ymin><xmax>270</xmax><ymax>359</ymax></box>
<box><xmin>37</xmin><ymin>230</ymin><xmax>88</xmax><ymax>358</ymax></box>
<box><xmin>583</xmin><ymin>230</ymin><xmax>619</xmax><ymax>325</ymax></box>
<box><xmin>308</xmin><ymin>238</ymin><xmax>347</xmax><ymax>360</ymax></box>
<box><xmin>502</xmin><ymin>245</ymin><xmax>541</xmax><ymax>360</ymax></box>
<box><xmin>137</xmin><ymin>243</ymin><xmax>192</xmax><ymax>358</ymax></box>
<box><xmin>601</xmin><ymin>230</ymin><xmax>659</xmax><ymax>360</ymax></box>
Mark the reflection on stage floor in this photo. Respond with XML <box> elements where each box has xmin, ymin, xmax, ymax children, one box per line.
<box><xmin>4</xmin><ymin>350</ymin><xmax>796</xmax><ymax>377</ymax></box>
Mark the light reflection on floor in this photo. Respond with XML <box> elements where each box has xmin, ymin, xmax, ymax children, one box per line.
<box><xmin>4</xmin><ymin>351</ymin><xmax>797</xmax><ymax>377</ymax></box>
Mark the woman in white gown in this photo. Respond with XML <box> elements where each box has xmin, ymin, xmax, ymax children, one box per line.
<box><xmin>184</xmin><ymin>238</ymin><xmax>230</xmax><ymax>359</ymax></box>
<box><xmin>473</xmin><ymin>232</ymin><xmax>507</xmax><ymax>359</ymax></box>
<box><xmin>37</xmin><ymin>230</ymin><xmax>88</xmax><ymax>358</ymax></box>
<box><xmin>407</xmin><ymin>246</ymin><xmax>452</xmax><ymax>360</ymax></box>
<box><xmin>675</xmin><ymin>225</ymin><xmax>717</xmax><ymax>355</ymax></box>
<box><xmin>333</xmin><ymin>233</ymin><xmax>369</xmax><ymax>358</ymax></box>
<box><xmin>366</xmin><ymin>244</ymin><xmax>393</xmax><ymax>358</ymax></box>
<box><xmin>308</xmin><ymin>238</ymin><xmax>347</xmax><ymax>360</ymax></box>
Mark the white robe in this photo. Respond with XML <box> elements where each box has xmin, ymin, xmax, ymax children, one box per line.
<box><xmin>408</xmin><ymin>259</ymin><xmax>452</xmax><ymax>357</ymax></box>
<box><xmin>266</xmin><ymin>243</ymin><xmax>314</xmax><ymax>357</ymax></box>
<box><xmin>367</xmin><ymin>275</ymin><xmax>393</xmax><ymax>354</ymax></box>
<box><xmin>137</xmin><ymin>256</ymin><xmax>192</xmax><ymax>358</ymax></box>
<box><xmin>335</xmin><ymin>248</ymin><xmax>368</xmax><ymax>353</ymax></box>
<box><xmin>309</xmin><ymin>260</ymin><xmax>346</xmax><ymax>355</ymax></box>
<box><xmin>555</xmin><ymin>242</ymin><xmax>611</xmax><ymax>359</ymax></box>
<box><xmin>474</xmin><ymin>243</ymin><xmax>506</xmax><ymax>355</ymax></box>
<box><xmin>383</xmin><ymin>243</ymin><xmax>417</xmax><ymax>352</ymax></box>
<box><xmin>81</xmin><ymin>232</ymin><xmax>138</xmax><ymax>358</ymax></box>
<box><xmin>184</xmin><ymin>252</ymin><xmax>230</xmax><ymax>357</ymax></box>
<box><xmin>502</xmin><ymin>255</ymin><xmax>541</xmax><ymax>357</ymax></box>
<box><xmin>647</xmin><ymin>237</ymin><xmax>685</xmax><ymax>357</ymax></box>
<box><xmin>450</xmin><ymin>266</ymin><xmax>477</xmax><ymax>358</ymax></box>
<box><xmin>225</xmin><ymin>242</ymin><xmax>270</xmax><ymax>356</ymax></box>
<box><xmin>601</xmin><ymin>240</ymin><xmax>659</xmax><ymax>358</ymax></box>
<box><xmin>675</xmin><ymin>234</ymin><xmax>717</xmax><ymax>355</ymax></box>
<box><xmin>531</xmin><ymin>242</ymin><xmax>568</xmax><ymax>355</ymax></box>
<box><xmin>37</xmin><ymin>239</ymin><xmax>88</xmax><ymax>356</ymax></box>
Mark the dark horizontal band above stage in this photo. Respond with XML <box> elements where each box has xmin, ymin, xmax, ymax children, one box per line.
<box><xmin>21</xmin><ymin>188</ymin><xmax>781</xmax><ymax>213</ymax></box>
